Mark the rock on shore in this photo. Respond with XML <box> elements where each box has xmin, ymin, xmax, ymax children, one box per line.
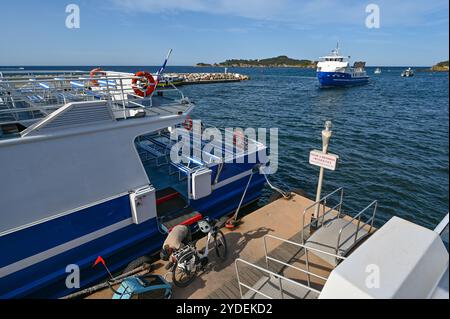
<box><xmin>431</xmin><ymin>60</ymin><xmax>449</xmax><ymax>72</ymax></box>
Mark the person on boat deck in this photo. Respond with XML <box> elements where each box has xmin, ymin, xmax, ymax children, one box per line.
<box><xmin>160</xmin><ymin>225</ymin><xmax>192</xmax><ymax>261</ymax></box>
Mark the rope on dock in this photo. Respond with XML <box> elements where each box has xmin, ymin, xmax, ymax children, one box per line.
<box><xmin>262</xmin><ymin>171</ymin><xmax>291</xmax><ymax>199</ymax></box>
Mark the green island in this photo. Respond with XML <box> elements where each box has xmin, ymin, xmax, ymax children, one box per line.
<box><xmin>431</xmin><ymin>60</ymin><xmax>449</xmax><ymax>72</ymax></box>
<box><xmin>196</xmin><ymin>55</ymin><xmax>317</xmax><ymax>68</ymax></box>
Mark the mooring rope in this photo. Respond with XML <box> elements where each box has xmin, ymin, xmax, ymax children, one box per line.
<box><xmin>262</xmin><ymin>171</ymin><xmax>291</xmax><ymax>199</ymax></box>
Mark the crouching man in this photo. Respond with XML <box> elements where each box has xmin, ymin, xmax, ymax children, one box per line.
<box><xmin>160</xmin><ymin>224</ymin><xmax>192</xmax><ymax>262</ymax></box>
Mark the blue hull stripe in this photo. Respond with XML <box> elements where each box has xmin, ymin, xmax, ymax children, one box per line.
<box><xmin>0</xmin><ymin>169</ymin><xmax>266</xmax><ymax>298</ymax></box>
<box><xmin>317</xmin><ymin>71</ymin><xmax>369</xmax><ymax>87</ymax></box>
<box><xmin>0</xmin><ymin>194</ymin><xmax>132</xmax><ymax>267</ymax></box>
<box><xmin>1</xmin><ymin>218</ymin><xmax>162</xmax><ymax>298</ymax></box>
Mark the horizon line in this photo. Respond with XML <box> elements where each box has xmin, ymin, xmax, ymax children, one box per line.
<box><xmin>0</xmin><ymin>64</ymin><xmax>441</xmax><ymax>68</ymax></box>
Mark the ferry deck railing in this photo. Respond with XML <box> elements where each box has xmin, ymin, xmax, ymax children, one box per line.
<box><xmin>136</xmin><ymin>124</ymin><xmax>265</xmax><ymax>201</ymax></box>
<box><xmin>235</xmin><ymin>234</ymin><xmax>346</xmax><ymax>299</ymax></box>
<box><xmin>263</xmin><ymin>234</ymin><xmax>346</xmax><ymax>288</ymax></box>
<box><xmin>0</xmin><ymin>71</ymin><xmax>186</xmax><ymax>126</ymax></box>
<box><xmin>235</xmin><ymin>258</ymin><xmax>320</xmax><ymax>299</ymax></box>
<box><xmin>300</xmin><ymin>187</ymin><xmax>344</xmax><ymax>244</ymax></box>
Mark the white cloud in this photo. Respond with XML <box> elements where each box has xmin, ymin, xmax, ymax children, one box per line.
<box><xmin>111</xmin><ymin>0</ymin><xmax>448</xmax><ymax>28</ymax></box>
<box><xmin>113</xmin><ymin>0</ymin><xmax>286</xmax><ymax>20</ymax></box>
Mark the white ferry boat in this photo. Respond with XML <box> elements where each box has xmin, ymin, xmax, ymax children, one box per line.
<box><xmin>316</xmin><ymin>45</ymin><xmax>370</xmax><ymax>87</ymax></box>
<box><xmin>0</xmin><ymin>65</ymin><xmax>268</xmax><ymax>298</ymax></box>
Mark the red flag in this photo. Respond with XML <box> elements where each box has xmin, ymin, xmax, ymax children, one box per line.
<box><xmin>93</xmin><ymin>256</ymin><xmax>106</xmax><ymax>268</ymax></box>
<box><xmin>92</xmin><ymin>256</ymin><xmax>114</xmax><ymax>280</ymax></box>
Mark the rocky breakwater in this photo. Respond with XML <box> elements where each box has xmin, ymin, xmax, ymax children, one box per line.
<box><xmin>165</xmin><ymin>72</ymin><xmax>249</xmax><ymax>84</ymax></box>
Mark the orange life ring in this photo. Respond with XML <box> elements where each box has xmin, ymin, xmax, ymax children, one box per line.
<box><xmin>183</xmin><ymin>115</ymin><xmax>193</xmax><ymax>131</ymax></box>
<box><xmin>89</xmin><ymin>68</ymin><xmax>106</xmax><ymax>86</ymax></box>
<box><xmin>132</xmin><ymin>71</ymin><xmax>156</xmax><ymax>97</ymax></box>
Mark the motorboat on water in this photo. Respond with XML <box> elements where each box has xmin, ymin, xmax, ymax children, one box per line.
<box><xmin>316</xmin><ymin>44</ymin><xmax>369</xmax><ymax>87</ymax></box>
<box><xmin>0</xmin><ymin>63</ymin><xmax>269</xmax><ymax>298</ymax></box>
<box><xmin>401</xmin><ymin>67</ymin><xmax>414</xmax><ymax>77</ymax></box>
<box><xmin>374</xmin><ymin>67</ymin><xmax>382</xmax><ymax>74</ymax></box>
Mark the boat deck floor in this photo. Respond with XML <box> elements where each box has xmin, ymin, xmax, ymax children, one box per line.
<box><xmin>88</xmin><ymin>194</ymin><xmax>329</xmax><ymax>299</ymax></box>
<box><xmin>87</xmin><ymin>194</ymin><xmax>372</xmax><ymax>299</ymax></box>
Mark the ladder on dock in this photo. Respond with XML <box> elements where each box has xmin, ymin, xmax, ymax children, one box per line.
<box><xmin>235</xmin><ymin>234</ymin><xmax>345</xmax><ymax>299</ymax></box>
<box><xmin>301</xmin><ymin>187</ymin><xmax>378</xmax><ymax>266</ymax></box>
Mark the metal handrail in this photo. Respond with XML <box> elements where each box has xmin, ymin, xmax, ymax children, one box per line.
<box><xmin>235</xmin><ymin>258</ymin><xmax>321</xmax><ymax>299</ymax></box>
<box><xmin>301</xmin><ymin>187</ymin><xmax>344</xmax><ymax>243</ymax></box>
<box><xmin>336</xmin><ymin>200</ymin><xmax>377</xmax><ymax>256</ymax></box>
<box><xmin>264</xmin><ymin>234</ymin><xmax>346</xmax><ymax>262</ymax></box>
<box><xmin>0</xmin><ymin>71</ymin><xmax>187</xmax><ymax>127</ymax></box>
<box><xmin>263</xmin><ymin>234</ymin><xmax>345</xmax><ymax>287</ymax></box>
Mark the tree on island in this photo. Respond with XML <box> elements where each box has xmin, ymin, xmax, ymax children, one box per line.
<box><xmin>196</xmin><ymin>56</ymin><xmax>317</xmax><ymax>68</ymax></box>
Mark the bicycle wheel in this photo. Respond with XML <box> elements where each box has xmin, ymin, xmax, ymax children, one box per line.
<box><xmin>172</xmin><ymin>260</ymin><xmax>197</xmax><ymax>288</ymax></box>
<box><xmin>214</xmin><ymin>230</ymin><xmax>228</xmax><ymax>261</ymax></box>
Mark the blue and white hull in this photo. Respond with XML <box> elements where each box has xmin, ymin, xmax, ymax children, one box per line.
<box><xmin>316</xmin><ymin>45</ymin><xmax>369</xmax><ymax>88</ymax></box>
<box><xmin>317</xmin><ymin>71</ymin><xmax>369</xmax><ymax>87</ymax></box>
<box><xmin>0</xmin><ymin>69</ymin><xmax>268</xmax><ymax>299</ymax></box>
<box><xmin>1</xmin><ymin>167</ymin><xmax>265</xmax><ymax>299</ymax></box>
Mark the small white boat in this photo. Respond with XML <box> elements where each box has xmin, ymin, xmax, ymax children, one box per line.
<box><xmin>374</xmin><ymin>67</ymin><xmax>381</xmax><ymax>74</ymax></box>
<box><xmin>401</xmin><ymin>67</ymin><xmax>414</xmax><ymax>77</ymax></box>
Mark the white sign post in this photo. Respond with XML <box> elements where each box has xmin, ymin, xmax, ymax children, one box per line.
<box><xmin>312</xmin><ymin>121</ymin><xmax>338</xmax><ymax>221</ymax></box>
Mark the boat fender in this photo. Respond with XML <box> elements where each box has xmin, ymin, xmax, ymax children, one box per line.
<box><xmin>132</xmin><ymin>71</ymin><xmax>156</xmax><ymax>97</ymax></box>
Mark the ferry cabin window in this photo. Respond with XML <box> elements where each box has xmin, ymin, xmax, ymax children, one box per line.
<box><xmin>326</xmin><ymin>58</ymin><xmax>343</xmax><ymax>62</ymax></box>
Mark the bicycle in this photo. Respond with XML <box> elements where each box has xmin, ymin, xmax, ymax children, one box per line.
<box><xmin>166</xmin><ymin>218</ymin><xmax>228</xmax><ymax>288</ymax></box>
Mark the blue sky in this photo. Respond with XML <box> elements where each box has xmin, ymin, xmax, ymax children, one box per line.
<box><xmin>0</xmin><ymin>0</ymin><xmax>448</xmax><ymax>66</ymax></box>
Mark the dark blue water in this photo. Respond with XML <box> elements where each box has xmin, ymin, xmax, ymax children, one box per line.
<box><xmin>4</xmin><ymin>66</ymin><xmax>448</xmax><ymax>229</ymax></box>
<box><xmin>183</xmin><ymin>66</ymin><xmax>449</xmax><ymax>230</ymax></box>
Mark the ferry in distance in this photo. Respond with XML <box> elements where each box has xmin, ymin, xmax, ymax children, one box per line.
<box><xmin>316</xmin><ymin>44</ymin><xmax>369</xmax><ymax>87</ymax></box>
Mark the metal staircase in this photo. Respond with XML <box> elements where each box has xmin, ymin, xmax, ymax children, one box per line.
<box><xmin>235</xmin><ymin>234</ymin><xmax>345</xmax><ymax>299</ymax></box>
<box><xmin>234</xmin><ymin>188</ymin><xmax>378</xmax><ymax>299</ymax></box>
<box><xmin>301</xmin><ymin>187</ymin><xmax>378</xmax><ymax>266</ymax></box>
